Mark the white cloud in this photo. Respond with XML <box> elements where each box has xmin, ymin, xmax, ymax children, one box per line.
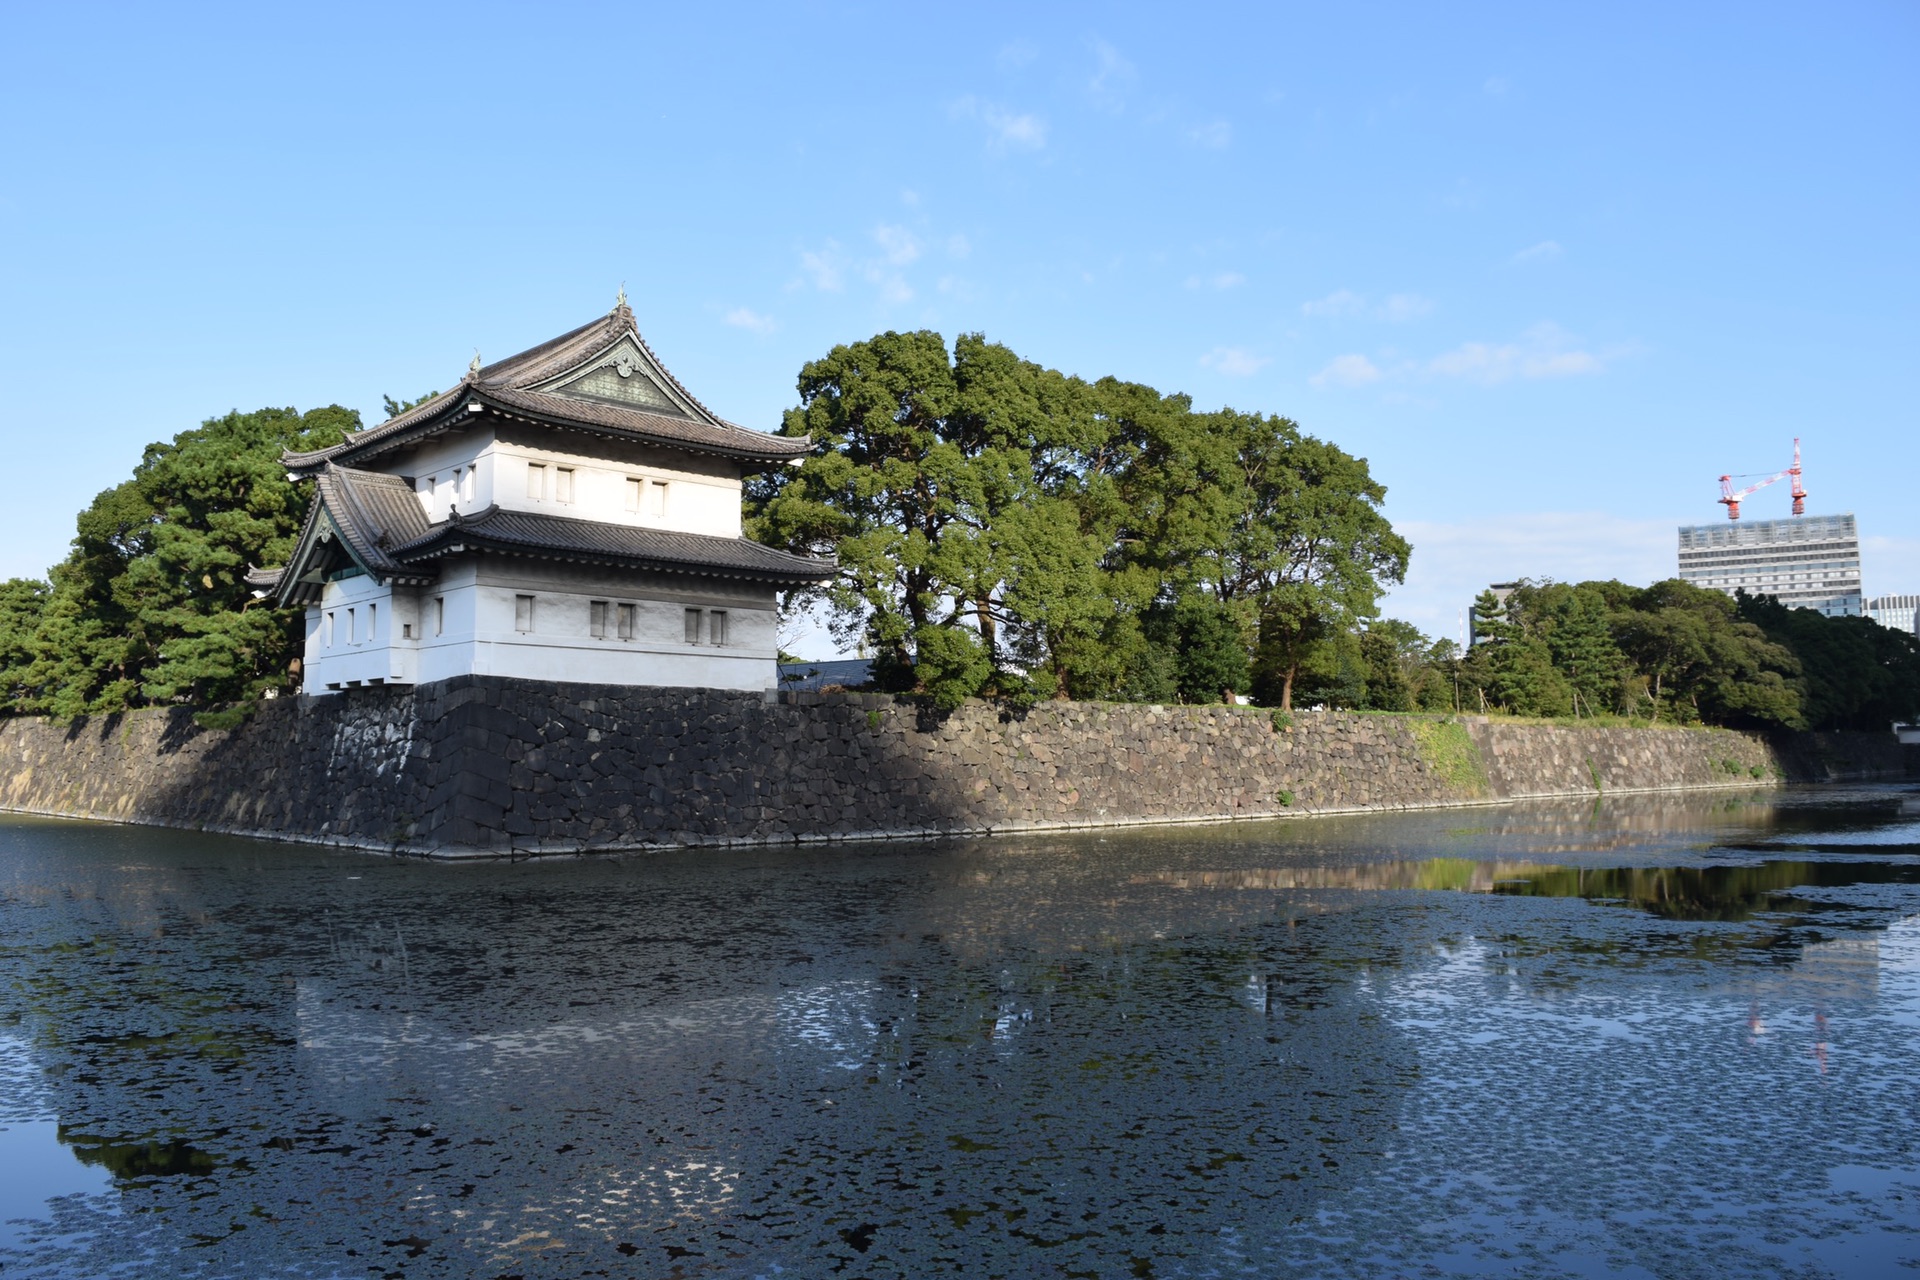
<box><xmin>873</xmin><ymin>224</ymin><xmax>922</xmax><ymax>266</ymax></box>
<box><xmin>798</xmin><ymin>241</ymin><xmax>845</xmax><ymax>292</ymax></box>
<box><xmin>1186</xmin><ymin>271</ymin><xmax>1246</xmax><ymax>290</ymax></box>
<box><xmin>953</xmin><ymin>96</ymin><xmax>1048</xmax><ymax>150</ymax></box>
<box><xmin>1200</xmin><ymin>346</ymin><xmax>1270</xmax><ymax>376</ymax></box>
<box><xmin>723</xmin><ymin>307</ymin><xmax>776</xmax><ymax>334</ymax></box>
<box><xmin>1379</xmin><ymin>293</ymin><xmax>1434</xmax><ymax>322</ymax></box>
<box><xmin>996</xmin><ymin>40</ymin><xmax>1039</xmax><ymax>71</ymax></box>
<box><xmin>1087</xmin><ymin>39</ymin><xmax>1136</xmax><ymax>111</ymax></box>
<box><xmin>1378</xmin><ymin>513</ymin><xmax>1675</xmax><ymax>637</ymax></box>
<box><xmin>1426</xmin><ymin>323</ymin><xmax>1605</xmax><ymax>384</ymax></box>
<box><xmin>1301</xmin><ymin>289</ymin><xmax>1368</xmax><ymax>318</ymax></box>
<box><xmin>1510</xmin><ymin>240</ymin><xmax>1563</xmax><ymax>265</ymax></box>
<box><xmin>1189</xmin><ymin>119</ymin><xmax>1232</xmax><ymax>149</ymax></box>
<box><xmin>900</xmin><ymin>189</ymin><xmax>921</xmax><ymax>207</ymax></box>
<box><xmin>1310</xmin><ymin>354</ymin><xmax>1383</xmax><ymax>388</ymax></box>
<box><xmin>1301</xmin><ymin>290</ymin><xmax>1432</xmax><ymax>322</ymax></box>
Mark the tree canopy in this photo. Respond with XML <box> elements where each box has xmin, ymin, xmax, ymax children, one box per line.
<box><xmin>1323</xmin><ymin>578</ymin><xmax>1918</xmax><ymax>733</ymax></box>
<box><xmin>747</xmin><ymin>330</ymin><xmax>1408</xmax><ymax>709</ymax></box>
<box><xmin>0</xmin><ymin>406</ymin><xmax>356</xmax><ymax>716</ymax></box>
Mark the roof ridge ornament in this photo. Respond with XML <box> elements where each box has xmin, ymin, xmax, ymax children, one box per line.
<box><xmin>615</xmin><ymin>283</ymin><xmax>628</xmax><ymax>313</ymax></box>
<box><xmin>468</xmin><ymin>350</ymin><xmax>483</xmax><ymax>378</ymax></box>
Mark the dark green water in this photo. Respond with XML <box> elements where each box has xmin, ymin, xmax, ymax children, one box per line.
<box><xmin>2</xmin><ymin>784</ymin><xmax>1917</xmax><ymax>1278</ymax></box>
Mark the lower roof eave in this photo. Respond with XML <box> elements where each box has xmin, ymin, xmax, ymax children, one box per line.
<box><xmin>397</xmin><ymin>541</ymin><xmax>833</xmax><ymax>587</ymax></box>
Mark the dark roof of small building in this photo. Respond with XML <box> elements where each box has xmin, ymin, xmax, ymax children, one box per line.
<box><xmin>777</xmin><ymin>659</ymin><xmax>875</xmax><ymax>691</ymax></box>
<box><xmin>267</xmin><ymin>462</ymin><xmax>835</xmax><ymax>606</ymax></box>
<box><xmin>284</xmin><ymin>301</ymin><xmax>810</xmax><ymax>474</ymax></box>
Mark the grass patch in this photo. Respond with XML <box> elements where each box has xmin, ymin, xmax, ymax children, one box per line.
<box><xmin>1405</xmin><ymin>718</ymin><xmax>1489</xmax><ymax>797</ymax></box>
<box><xmin>192</xmin><ymin>703</ymin><xmax>255</xmax><ymax>732</ymax></box>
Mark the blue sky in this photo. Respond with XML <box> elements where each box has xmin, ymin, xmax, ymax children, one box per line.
<box><xmin>2</xmin><ymin>2</ymin><xmax>1913</xmax><ymax>648</ymax></box>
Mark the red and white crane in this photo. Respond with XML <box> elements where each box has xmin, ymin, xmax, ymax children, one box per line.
<box><xmin>1718</xmin><ymin>438</ymin><xmax>1806</xmax><ymax>520</ymax></box>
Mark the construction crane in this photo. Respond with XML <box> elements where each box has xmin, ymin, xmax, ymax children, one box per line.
<box><xmin>1718</xmin><ymin>438</ymin><xmax>1806</xmax><ymax>520</ymax></box>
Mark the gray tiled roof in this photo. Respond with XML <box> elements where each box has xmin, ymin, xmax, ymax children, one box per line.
<box><xmin>284</xmin><ymin>304</ymin><xmax>809</xmax><ymax>473</ymax></box>
<box><xmin>315</xmin><ymin>466</ymin><xmax>433</xmax><ymax>576</ymax></box>
<box><xmin>388</xmin><ymin>505</ymin><xmax>836</xmax><ymax>585</ymax></box>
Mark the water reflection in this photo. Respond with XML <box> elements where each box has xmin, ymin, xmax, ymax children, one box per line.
<box><xmin>0</xmin><ymin>786</ymin><xmax>1914</xmax><ymax>1277</ymax></box>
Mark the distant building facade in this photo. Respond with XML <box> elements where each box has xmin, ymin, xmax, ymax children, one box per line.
<box><xmin>1466</xmin><ymin>581</ymin><xmax>1522</xmax><ymax>647</ymax></box>
<box><xmin>1866</xmin><ymin>594</ymin><xmax>1919</xmax><ymax>636</ymax></box>
<box><xmin>1675</xmin><ymin>514</ymin><xmax>1862</xmax><ymax>617</ymax></box>
<box><xmin>252</xmin><ymin>300</ymin><xmax>835</xmax><ymax>695</ymax></box>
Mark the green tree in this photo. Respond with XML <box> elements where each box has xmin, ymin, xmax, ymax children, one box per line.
<box><xmin>1610</xmin><ymin>580</ymin><xmax>1800</xmax><ymax>727</ymax></box>
<box><xmin>18</xmin><ymin>406</ymin><xmax>356</xmax><ymax>715</ymax></box>
<box><xmin>0</xmin><ymin>578</ymin><xmax>49</xmax><ymax>706</ymax></box>
<box><xmin>1737</xmin><ymin>593</ymin><xmax>1920</xmax><ymax>730</ymax></box>
<box><xmin>749</xmin><ymin>332</ymin><xmax>1409</xmax><ymax>711</ymax></box>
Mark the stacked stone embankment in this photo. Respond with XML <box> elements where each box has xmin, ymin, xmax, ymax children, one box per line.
<box><xmin>0</xmin><ymin>676</ymin><xmax>1904</xmax><ymax>857</ymax></box>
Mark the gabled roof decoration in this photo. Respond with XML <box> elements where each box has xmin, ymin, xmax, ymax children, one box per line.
<box><xmin>284</xmin><ymin>301</ymin><xmax>809</xmax><ymax>475</ymax></box>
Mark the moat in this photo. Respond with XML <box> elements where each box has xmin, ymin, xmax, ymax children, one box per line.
<box><xmin>2</xmin><ymin>785</ymin><xmax>1917</xmax><ymax>1278</ymax></box>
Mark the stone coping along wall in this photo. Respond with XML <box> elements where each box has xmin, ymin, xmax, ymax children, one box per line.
<box><xmin>0</xmin><ymin>676</ymin><xmax>1904</xmax><ymax>857</ymax></box>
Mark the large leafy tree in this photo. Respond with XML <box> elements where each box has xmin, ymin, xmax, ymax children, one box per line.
<box><xmin>1230</xmin><ymin>424</ymin><xmax>1410</xmax><ymax>710</ymax></box>
<box><xmin>749</xmin><ymin>332</ymin><xmax>1411</xmax><ymax>710</ymax></box>
<box><xmin>14</xmin><ymin>406</ymin><xmax>356</xmax><ymax>715</ymax></box>
<box><xmin>1609</xmin><ymin>580</ymin><xmax>1801</xmax><ymax>727</ymax></box>
<box><xmin>1737</xmin><ymin>592</ymin><xmax>1920</xmax><ymax>730</ymax></box>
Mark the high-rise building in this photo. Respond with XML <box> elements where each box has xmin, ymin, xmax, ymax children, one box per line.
<box><xmin>1675</xmin><ymin>513</ymin><xmax>1862</xmax><ymax>617</ymax></box>
<box><xmin>1865</xmin><ymin>595</ymin><xmax>1919</xmax><ymax>636</ymax></box>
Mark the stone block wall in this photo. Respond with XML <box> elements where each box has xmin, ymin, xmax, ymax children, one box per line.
<box><xmin>0</xmin><ymin>676</ymin><xmax>1901</xmax><ymax>857</ymax></box>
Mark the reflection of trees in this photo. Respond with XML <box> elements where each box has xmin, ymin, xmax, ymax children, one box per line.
<box><xmin>2</xmin><ymin>821</ymin><xmax>1419</xmax><ymax>1277</ymax></box>
<box><xmin>1490</xmin><ymin>860</ymin><xmax>1920</xmax><ymax>923</ymax></box>
<box><xmin>58</xmin><ymin>1130</ymin><xmax>214</xmax><ymax>1180</ymax></box>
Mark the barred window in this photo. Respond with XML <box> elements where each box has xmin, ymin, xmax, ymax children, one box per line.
<box><xmin>684</xmin><ymin>608</ymin><xmax>702</xmax><ymax>644</ymax></box>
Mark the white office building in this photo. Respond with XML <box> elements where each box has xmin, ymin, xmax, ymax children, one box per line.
<box><xmin>1675</xmin><ymin>514</ymin><xmax>1862</xmax><ymax>617</ymax></box>
<box><xmin>1866</xmin><ymin>595</ymin><xmax>1919</xmax><ymax>636</ymax></box>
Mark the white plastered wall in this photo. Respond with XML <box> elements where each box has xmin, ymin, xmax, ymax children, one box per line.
<box><xmin>395</xmin><ymin>424</ymin><xmax>745</xmax><ymax>539</ymax></box>
<box><xmin>303</xmin><ymin>572</ymin><xmax>419</xmax><ymax>694</ymax></box>
<box><xmin>306</xmin><ymin>557</ymin><xmax>780</xmax><ymax>694</ymax></box>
